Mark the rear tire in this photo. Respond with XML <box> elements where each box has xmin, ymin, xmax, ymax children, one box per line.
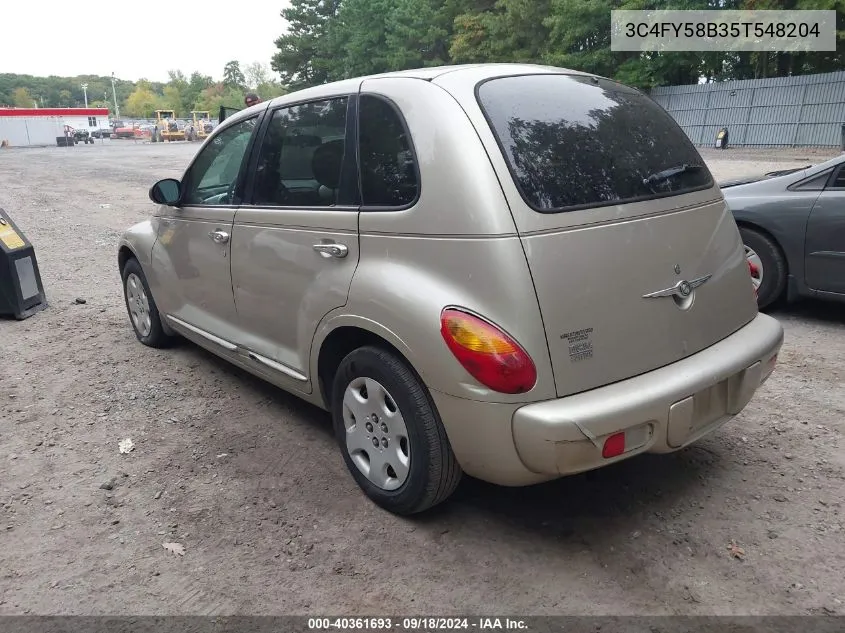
<box><xmin>331</xmin><ymin>346</ymin><xmax>462</xmax><ymax>515</ymax></box>
<box><xmin>739</xmin><ymin>227</ymin><xmax>787</xmax><ymax>310</ymax></box>
<box><xmin>121</xmin><ymin>258</ymin><xmax>175</xmax><ymax>348</ymax></box>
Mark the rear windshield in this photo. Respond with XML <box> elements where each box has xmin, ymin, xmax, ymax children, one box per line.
<box><xmin>476</xmin><ymin>74</ymin><xmax>713</xmax><ymax>213</ymax></box>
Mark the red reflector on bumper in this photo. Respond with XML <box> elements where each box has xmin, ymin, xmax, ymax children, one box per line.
<box><xmin>602</xmin><ymin>432</ymin><xmax>626</xmax><ymax>459</ymax></box>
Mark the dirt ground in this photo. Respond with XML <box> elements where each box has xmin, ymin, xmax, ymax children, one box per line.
<box><xmin>1</xmin><ymin>141</ymin><xmax>843</xmax><ymax>617</ymax></box>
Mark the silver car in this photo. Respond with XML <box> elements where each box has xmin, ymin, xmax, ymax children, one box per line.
<box><xmin>118</xmin><ymin>64</ymin><xmax>784</xmax><ymax>515</ymax></box>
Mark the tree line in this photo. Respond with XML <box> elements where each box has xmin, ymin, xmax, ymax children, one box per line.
<box><xmin>4</xmin><ymin>0</ymin><xmax>843</xmax><ymax>116</ymax></box>
<box><xmin>0</xmin><ymin>61</ymin><xmax>287</xmax><ymax>119</ymax></box>
<box><xmin>271</xmin><ymin>0</ymin><xmax>845</xmax><ymax>91</ymax></box>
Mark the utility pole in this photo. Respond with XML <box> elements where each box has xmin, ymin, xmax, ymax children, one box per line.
<box><xmin>111</xmin><ymin>72</ymin><xmax>120</xmax><ymax>120</ymax></box>
<box><xmin>81</xmin><ymin>83</ymin><xmax>89</xmax><ymax>107</ymax></box>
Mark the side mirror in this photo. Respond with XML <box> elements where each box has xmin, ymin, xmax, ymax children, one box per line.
<box><xmin>149</xmin><ymin>178</ymin><xmax>181</xmax><ymax>205</ymax></box>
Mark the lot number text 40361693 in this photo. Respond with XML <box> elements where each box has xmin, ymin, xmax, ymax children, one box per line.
<box><xmin>307</xmin><ymin>617</ymin><xmax>529</xmax><ymax>631</ymax></box>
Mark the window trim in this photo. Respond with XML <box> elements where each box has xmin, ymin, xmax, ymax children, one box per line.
<box><xmin>787</xmin><ymin>167</ymin><xmax>833</xmax><ymax>192</ymax></box>
<box><xmin>242</xmin><ymin>94</ymin><xmax>360</xmax><ymax>211</ymax></box>
<box><xmin>473</xmin><ymin>73</ymin><xmax>715</xmax><ymax>215</ymax></box>
<box><xmin>357</xmin><ymin>92</ymin><xmax>421</xmax><ymax>212</ymax></box>
<box><xmin>824</xmin><ymin>164</ymin><xmax>845</xmax><ymax>190</ymax></box>
<box><xmin>178</xmin><ymin>112</ymin><xmax>263</xmax><ymax>209</ymax></box>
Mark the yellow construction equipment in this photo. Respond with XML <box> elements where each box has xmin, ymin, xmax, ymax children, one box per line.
<box><xmin>189</xmin><ymin>111</ymin><xmax>213</xmax><ymax>141</ymax></box>
<box><xmin>155</xmin><ymin>110</ymin><xmax>185</xmax><ymax>142</ymax></box>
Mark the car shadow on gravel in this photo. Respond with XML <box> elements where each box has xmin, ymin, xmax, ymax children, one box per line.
<box><xmin>439</xmin><ymin>445</ymin><xmax>715</xmax><ymax>531</ymax></box>
<box><xmin>173</xmin><ymin>342</ymin><xmax>335</xmax><ymax>436</ymax></box>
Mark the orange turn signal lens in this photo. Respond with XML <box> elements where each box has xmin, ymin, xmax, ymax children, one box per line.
<box><xmin>440</xmin><ymin>308</ymin><xmax>536</xmax><ymax>394</ymax></box>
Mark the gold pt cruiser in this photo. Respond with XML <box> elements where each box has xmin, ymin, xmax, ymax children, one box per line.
<box><xmin>118</xmin><ymin>64</ymin><xmax>784</xmax><ymax>515</ymax></box>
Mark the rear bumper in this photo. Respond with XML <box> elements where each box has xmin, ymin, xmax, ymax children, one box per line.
<box><xmin>512</xmin><ymin>312</ymin><xmax>783</xmax><ymax>477</ymax></box>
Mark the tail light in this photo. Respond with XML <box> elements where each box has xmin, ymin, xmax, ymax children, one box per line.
<box><xmin>439</xmin><ymin>308</ymin><xmax>536</xmax><ymax>394</ymax></box>
<box><xmin>748</xmin><ymin>260</ymin><xmax>759</xmax><ymax>298</ymax></box>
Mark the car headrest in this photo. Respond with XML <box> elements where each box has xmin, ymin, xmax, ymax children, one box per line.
<box><xmin>311</xmin><ymin>140</ymin><xmax>345</xmax><ymax>190</ymax></box>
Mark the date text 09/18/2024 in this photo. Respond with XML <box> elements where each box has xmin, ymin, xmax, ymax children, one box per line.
<box><xmin>307</xmin><ymin>617</ymin><xmax>529</xmax><ymax>631</ymax></box>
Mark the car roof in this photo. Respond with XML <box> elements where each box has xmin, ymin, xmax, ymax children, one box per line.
<box><xmin>222</xmin><ymin>63</ymin><xmax>595</xmax><ymax>128</ymax></box>
<box><xmin>269</xmin><ymin>63</ymin><xmax>590</xmax><ymax>106</ymax></box>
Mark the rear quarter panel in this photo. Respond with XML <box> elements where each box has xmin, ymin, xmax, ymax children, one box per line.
<box><xmin>725</xmin><ymin>181</ymin><xmax>820</xmax><ymax>295</ymax></box>
<box><xmin>338</xmin><ymin>235</ymin><xmax>557</xmax><ymax>404</ymax></box>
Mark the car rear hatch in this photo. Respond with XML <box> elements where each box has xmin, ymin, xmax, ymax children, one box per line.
<box><xmin>460</xmin><ymin>72</ymin><xmax>759</xmax><ymax>398</ymax></box>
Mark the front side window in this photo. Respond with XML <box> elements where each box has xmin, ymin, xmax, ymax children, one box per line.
<box><xmin>477</xmin><ymin>74</ymin><xmax>714</xmax><ymax>213</ymax></box>
<box><xmin>358</xmin><ymin>95</ymin><xmax>418</xmax><ymax>207</ymax></box>
<box><xmin>182</xmin><ymin>117</ymin><xmax>257</xmax><ymax>206</ymax></box>
<box><xmin>252</xmin><ymin>97</ymin><xmax>349</xmax><ymax>207</ymax></box>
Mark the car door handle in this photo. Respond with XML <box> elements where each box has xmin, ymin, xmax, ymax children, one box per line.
<box><xmin>208</xmin><ymin>230</ymin><xmax>230</xmax><ymax>244</ymax></box>
<box><xmin>313</xmin><ymin>243</ymin><xmax>348</xmax><ymax>258</ymax></box>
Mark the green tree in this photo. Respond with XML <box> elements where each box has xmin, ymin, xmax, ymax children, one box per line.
<box><xmin>162</xmin><ymin>85</ymin><xmax>183</xmax><ymax>114</ymax></box>
<box><xmin>223</xmin><ymin>61</ymin><xmax>246</xmax><ymax>89</ymax></box>
<box><xmin>324</xmin><ymin>0</ymin><xmax>392</xmax><ymax>77</ymax></box>
<box><xmin>193</xmin><ymin>82</ymin><xmax>245</xmax><ymax>113</ymax></box>
<box><xmin>124</xmin><ymin>81</ymin><xmax>162</xmax><ymax>117</ymax></box>
<box><xmin>182</xmin><ymin>72</ymin><xmax>214</xmax><ymax>113</ymax></box>
<box><xmin>319</xmin><ymin>0</ymin><xmax>460</xmax><ymax>79</ymax></box>
<box><xmin>165</xmin><ymin>70</ymin><xmax>191</xmax><ymax>113</ymax></box>
<box><xmin>541</xmin><ymin>0</ymin><xmax>619</xmax><ymax>78</ymax></box>
<box><xmin>383</xmin><ymin>0</ymin><xmax>454</xmax><ymax>69</ymax></box>
<box><xmin>451</xmin><ymin>0</ymin><xmax>549</xmax><ymax>63</ymax></box>
<box><xmin>244</xmin><ymin>62</ymin><xmax>271</xmax><ymax>88</ymax></box>
<box><xmin>256</xmin><ymin>81</ymin><xmax>289</xmax><ymax>100</ymax></box>
<box><xmin>13</xmin><ymin>87</ymin><xmax>35</xmax><ymax>107</ymax></box>
<box><xmin>272</xmin><ymin>0</ymin><xmax>341</xmax><ymax>89</ymax></box>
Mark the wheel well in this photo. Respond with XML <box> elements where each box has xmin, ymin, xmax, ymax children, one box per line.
<box><xmin>118</xmin><ymin>246</ymin><xmax>136</xmax><ymax>273</ymax></box>
<box><xmin>736</xmin><ymin>220</ymin><xmax>789</xmax><ymax>275</ymax></box>
<box><xmin>317</xmin><ymin>327</ymin><xmax>411</xmax><ymax>408</ymax></box>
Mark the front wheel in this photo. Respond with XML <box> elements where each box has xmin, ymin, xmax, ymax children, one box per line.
<box><xmin>121</xmin><ymin>258</ymin><xmax>175</xmax><ymax>348</ymax></box>
<box><xmin>331</xmin><ymin>346</ymin><xmax>462</xmax><ymax>515</ymax></box>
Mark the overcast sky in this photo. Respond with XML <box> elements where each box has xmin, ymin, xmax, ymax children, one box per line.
<box><xmin>1</xmin><ymin>0</ymin><xmax>290</xmax><ymax>82</ymax></box>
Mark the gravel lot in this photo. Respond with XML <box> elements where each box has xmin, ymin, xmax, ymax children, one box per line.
<box><xmin>1</xmin><ymin>142</ymin><xmax>843</xmax><ymax>616</ymax></box>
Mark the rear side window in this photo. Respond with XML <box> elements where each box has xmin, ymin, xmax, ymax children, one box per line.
<box><xmin>477</xmin><ymin>74</ymin><xmax>713</xmax><ymax>213</ymax></box>
<box><xmin>252</xmin><ymin>97</ymin><xmax>349</xmax><ymax>207</ymax></box>
<box><xmin>358</xmin><ymin>95</ymin><xmax>419</xmax><ymax>207</ymax></box>
<box><xmin>789</xmin><ymin>169</ymin><xmax>831</xmax><ymax>191</ymax></box>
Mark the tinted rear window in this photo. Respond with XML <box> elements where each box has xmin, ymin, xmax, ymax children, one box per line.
<box><xmin>477</xmin><ymin>74</ymin><xmax>713</xmax><ymax>213</ymax></box>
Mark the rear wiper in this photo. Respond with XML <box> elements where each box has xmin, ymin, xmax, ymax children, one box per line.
<box><xmin>642</xmin><ymin>163</ymin><xmax>704</xmax><ymax>188</ymax></box>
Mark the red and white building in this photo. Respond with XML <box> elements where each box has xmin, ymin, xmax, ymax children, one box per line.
<box><xmin>0</xmin><ymin>107</ymin><xmax>111</xmax><ymax>147</ymax></box>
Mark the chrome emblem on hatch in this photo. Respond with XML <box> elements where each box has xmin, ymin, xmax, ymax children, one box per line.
<box><xmin>643</xmin><ymin>275</ymin><xmax>712</xmax><ymax>300</ymax></box>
